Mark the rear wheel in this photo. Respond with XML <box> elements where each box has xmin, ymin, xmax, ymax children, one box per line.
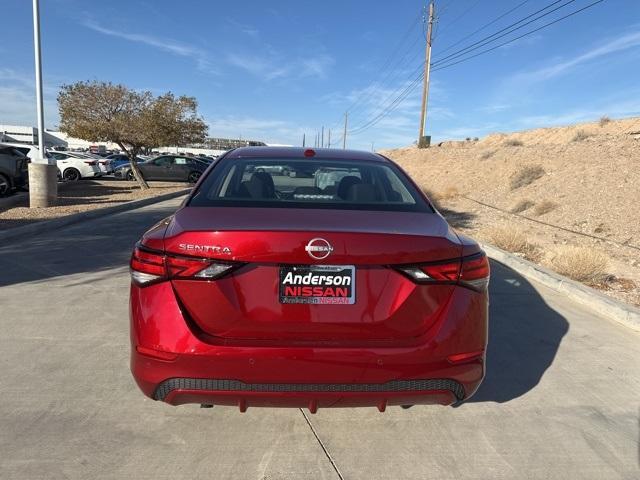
<box><xmin>63</xmin><ymin>168</ymin><xmax>80</xmax><ymax>182</ymax></box>
<box><xmin>126</xmin><ymin>170</ymin><xmax>136</xmax><ymax>181</ymax></box>
<box><xmin>188</xmin><ymin>171</ymin><xmax>201</xmax><ymax>184</ymax></box>
<box><xmin>0</xmin><ymin>174</ymin><xmax>10</xmax><ymax>196</ymax></box>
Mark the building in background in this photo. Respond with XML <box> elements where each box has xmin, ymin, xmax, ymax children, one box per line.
<box><xmin>0</xmin><ymin>124</ymin><xmax>275</xmax><ymax>156</ymax></box>
<box><xmin>0</xmin><ymin>125</ymin><xmax>67</xmax><ymax>148</ymax></box>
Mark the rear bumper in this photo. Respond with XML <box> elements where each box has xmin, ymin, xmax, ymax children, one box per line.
<box><xmin>154</xmin><ymin>378</ymin><xmax>463</xmax><ymax>410</ymax></box>
<box><xmin>130</xmin><ymin>282</ymin><xmax>487</xmax><ymax>410</ymax></box>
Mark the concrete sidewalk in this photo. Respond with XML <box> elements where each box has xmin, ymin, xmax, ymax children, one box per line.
<box><xmin>0</xmin><ymin>197</ymin><xmax>638</xmax><ymax>480</ymax></box>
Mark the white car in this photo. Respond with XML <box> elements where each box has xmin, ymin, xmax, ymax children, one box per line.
<box><xmin>47</xmin><ymin>151</ymin><xmax>102</xmax><ymax>181</ymax></box>
<box><xmin>81</xmin><ymin>152</ymin><xmax>113</xmax><ymax>174</ymax></box>
<box><xmin>0</xmin><ymin>142</ymin><xmax>43</xmax><ymax>161</ymax></box>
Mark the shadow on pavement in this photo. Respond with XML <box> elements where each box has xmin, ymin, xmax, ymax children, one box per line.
<box><xmin>0</xmin><ymin>203</ymin><xmax>179</xmax><ymax>287</ymax></box>
<box><xmin>466</xmin><ymin>259</ymin><xmax>569</xmax><ymax>404</ymax></box>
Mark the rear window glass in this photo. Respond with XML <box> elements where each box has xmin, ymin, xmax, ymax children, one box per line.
<box><xmin>188</xmin><ymin>157</ymin><xmax>432</xmax><ymax>212</ymax></box>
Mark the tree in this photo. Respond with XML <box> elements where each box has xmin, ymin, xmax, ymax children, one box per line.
<box><xmin>58</xmin><ymin>81</ymin><xmax>208</xmax><ymax>189</ymax></box>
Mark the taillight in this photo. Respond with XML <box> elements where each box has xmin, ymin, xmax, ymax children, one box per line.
<box><xmin>396</xmin><ymin>252</ymin><xmax>490</xmax><ymax>292</ymax></box>
<box><xmin>130</xmin><ymin>247</ymin><xmax>166</xmax><ymax>285</ymax></box>
<box><xmin>459</xmin><ymin>252</ymin><xmax>490</xmax><ymax>291</ymax></box>
<box><xmin>84</xmin><ymin>160</ymin><xmax>97</xmax><ymax>166</ymax></box>
<box><xmin>397</xmin><ymin>260</ymin><xmax>460</xmax><ymax>283</ymax></box>
<box><xmin>130</xmin><ymin>246</ymin><xmax>241</xmax><ymax>286</ymax></box>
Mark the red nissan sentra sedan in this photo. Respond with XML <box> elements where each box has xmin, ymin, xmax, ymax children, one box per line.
<box><xmin>130</xmin><ymin>147</ymin><xmax>489</xmax><ymax>412</ymax></box>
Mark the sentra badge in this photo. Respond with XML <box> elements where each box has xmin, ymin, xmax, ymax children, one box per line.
<box><xmin>178</xmin><ymin>244</ymin><xmax>232</xmax><ymax>255</ymax></box>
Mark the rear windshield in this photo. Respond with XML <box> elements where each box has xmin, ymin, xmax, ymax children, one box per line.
<box><xmin>188</xmin><ymin>157</ymin><xmax>432</xmax><ymax>212</ymax></box>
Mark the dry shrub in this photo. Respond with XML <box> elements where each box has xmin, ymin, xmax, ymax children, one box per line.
<box><xmin>599</xmin><ymin>115</ymin><xmax>611</xmax><ymax>127</ymax></box>
<box><xmin>510</xmin><ymin>199</ymin><xmax>535</xmax><ymax>213</ymax></box>
<box><xmin>483</xmin><ymin>226</ymin><xmax>538</xmax><ymax>260</ymax></box>
<box><xmin>572</xmin><ymin>130</ymin><xmax>592</xmax><ymax>142</ymax></box>
<box><xmin>549</xmin><ymin>246</ymin><xmax>608</xmax><ymax>284</ymax></box>
<box><xmin>479</xmin><ymin>150</ymin><xmax>495</xmax><ymax>160</ymax></box>
<box><xmin>504</xmin><ymin>139</ymin><xmax>524</xmax><ymax>147</ymax></box>
<box><xmin>510</xmin><ymin>164</ymin><xmax>545</xmax><ymax>190</ymax></box>
<box><xmin>533</xmin><ymin>200</ymin><xmax>558</xmax><ymax>216</ymax></box>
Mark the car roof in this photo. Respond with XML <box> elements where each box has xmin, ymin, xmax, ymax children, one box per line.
<box><xmin>225</xmin><ymin>146</ymin><xmax>388</xmax><ymax>163</ymax></box>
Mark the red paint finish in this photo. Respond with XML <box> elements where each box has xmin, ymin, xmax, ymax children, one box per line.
<box><xmin>129</xmin><ymin>147</ymin><xmax>489</xmax><ymax>409</ymax></box>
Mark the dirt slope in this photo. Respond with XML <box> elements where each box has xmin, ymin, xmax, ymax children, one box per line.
<box><xmin>382</xmin><ymin>116</ymin><xmax>640</xmax><ymax>306</ymax></box>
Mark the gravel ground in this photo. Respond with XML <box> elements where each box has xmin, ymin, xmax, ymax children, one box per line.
<box><xmin>0</xmin><ymin>178</ymin><xmax>188</xmax><ymax>230</ymax></box>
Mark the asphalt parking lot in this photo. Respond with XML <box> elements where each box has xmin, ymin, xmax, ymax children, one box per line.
<box><xmin>0</xmin><ymin>197</ymin><xmax>638</xmax><ymax>480</ymax></box>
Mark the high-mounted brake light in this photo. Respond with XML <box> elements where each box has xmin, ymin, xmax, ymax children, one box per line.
<box><xmin>130</xmin><ymin>246</ymin><xmax>241</xmax><ymax>286</ymax></box>
<box><xmin>396</xmin><ymin>252</ymin><xmax>489</xmax><ymax>292</ymax></box>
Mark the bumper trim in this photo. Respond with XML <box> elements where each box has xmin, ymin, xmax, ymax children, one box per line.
<box><xmin>153</xmin><ymin>377</ymin><xmax>465</xmax><ymax>402</ymax></box>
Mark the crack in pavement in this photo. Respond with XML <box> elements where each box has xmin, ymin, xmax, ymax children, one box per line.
<box><xmin>299</xmin><ymin>408</ymin><xmax>345</xmax><ymax>480</ymax></box>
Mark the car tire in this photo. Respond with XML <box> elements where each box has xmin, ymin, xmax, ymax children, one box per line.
<box><xmin>126</xmin><ymin>170</ymin><xmax>136</xmax><ymax>181</ymax></box>
<box><xmin>62</xmin><ymin>168</ymin><xmax>81</xmax><ymax>182</ymax></box>
<box><xmin>281</xmin><ymin>167</ymin><xmax>290</xmax><ymax>177</ymax></box>
<box><xmin>0</xmin><ymin>173</ymin><xmax>11</xmax><ymax>196</ymax></box>
<box><xmin>187</xmin><ymin>171</ymin><xmax>202</xmax><ymax>184</ymax></box>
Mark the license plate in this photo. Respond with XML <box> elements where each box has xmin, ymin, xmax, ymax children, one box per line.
<box><xmin>279</xmin><ymin>265</ymin><xmax>355</xmax><ymax>304</ymax></box>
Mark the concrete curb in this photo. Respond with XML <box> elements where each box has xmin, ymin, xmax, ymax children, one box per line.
<box><xmin>482</xmin><ymin>243</ymin><xmax>640</xmax><ymax>331</ymax></box>
<box><xmin>0</xmin><ymin>188</ymin><xmax>189</xmax><ymax>243</ymax></box>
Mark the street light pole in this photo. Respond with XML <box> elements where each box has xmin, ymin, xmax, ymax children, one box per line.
<box><xmin>29</xmin><ymin>0</ymin><xmax>57</xmax><ymax>207</ymax></box>
<box><xmin>33</xmin><ymin>0</ymin><xmax>45</xmax><ymax>159</ymax></box>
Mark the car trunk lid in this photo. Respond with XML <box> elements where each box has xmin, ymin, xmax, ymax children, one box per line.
<box><xmin>160</xmin><ymin>207</ymin><xmax>462</xmax><ymax>346</ymax></box>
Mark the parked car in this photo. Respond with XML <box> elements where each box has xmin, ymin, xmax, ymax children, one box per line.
<box><xmin>114</xmin><ymin>155</ymin><xmax>207</xmax><ymax>183</ymax></box>
<box><xmin>0</xmin><ymin>144</ymin><xmax>29</xmax><ymax>195</ymax></box>
<box><xmin>105</xmin><ymin>154</ymin><xmax>145</xmax><ymax>170</ymax></box>
<box><xmin>129</xmin><ymin>147</ymin><xmax>490</xmax><ymax>410</ymax></box>
<box><xmin>247</xmin><ymin>164</ymin><xmax>291</xmax><ymax>176</ymax></box>
<box><xmin>47</xmin><ymin>151</ymin><xmax>102</xmax><ymax>181</ymax></box>
<box><xmin>96</xmin><ymin>157</ymin><xmax>113</xmax><ymax>174</ymax></box>
<box><xmin>0</xmin><ymin>142</ymin><xmax>43</xmax><ymax>161</ymax></box>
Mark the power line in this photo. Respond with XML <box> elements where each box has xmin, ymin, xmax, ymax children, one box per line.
<box><xmin>431</xmin><ymin>0</ymin><xmax>576</xmax><ymax>67</ymax></box>
<box><xmin>347</xmin><ymin>67</ymin><xmax>425</xmax><ymax>136</ymax></box>
<box><xmin>435</xmin><ymin>0</ymin><xmax>532</xmax><ymax>56</ymax></box>
<box><xmin>339</xmin><ymin>0</ymin><xmax>606</xmax><ymax>142</ymax></box>
<box><xmin>343</xmin><ymin>35</ymin><xmax>424</xmax><ymax>127</ymax></box>
<box><xmin>435</xmin><ymin>0</ymin><xmax>483</xmax><ymax>37</ymax></box>
<box><xmin>432</xmin><ymin>0</ymin><xmax>606</xmax><ymax>72</ymax></box>
<box><xmin>332</xmin><ymin>10</ymin><xmax>423</xmax><ymax>128</ymax></box>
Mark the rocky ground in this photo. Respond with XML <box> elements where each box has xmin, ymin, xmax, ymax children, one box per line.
<box><xmin>383</xmin><ymin>116</ymin><xmax>640</xmax><ymax>306</ymax></box>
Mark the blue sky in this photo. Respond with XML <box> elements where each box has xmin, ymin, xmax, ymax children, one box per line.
<box><xmin>1</xmin><ymin>0</ymin><xmax>639</xmax><ymax>149</ymax></box>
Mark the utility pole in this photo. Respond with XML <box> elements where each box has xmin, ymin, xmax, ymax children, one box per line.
<box><xmin>418</xmin><ymin>1</ymin><xmax>434</xmax><ymax>149</ymax></box>
<box><xmin>342</xmin><ymin>112</ymin><xmax>348</xmax><ymax>149</ymax></box>
<box><xmin>321</xmin><ymin>126</ymin><xmax>324</xmax><ymax>148</ymax></box>
<box><xmin>302</xmin><ymin>133</ymin><xmax>306</xmax><ymax>147</ymax></box>
<box><xmin>327</xmin><ymin>129</ymin><xmax>331</xmax><ymax>148</ymax></box>
<box><xmin>29</xmin><ymin>0</ymin><xmax>57</xmax><ymax>207</ymax></box>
